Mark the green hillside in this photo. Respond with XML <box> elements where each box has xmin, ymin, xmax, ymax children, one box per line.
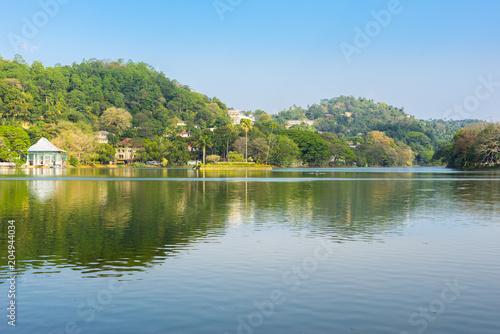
<box><xmin>0</xmin><ymin>56</ymin><xmax>489</xmax><ymax>168</ymax></box>
<box><xmin>0</xmin><ymin>56</ymin><xmax>229</xmax><ymax>136</ymax></box>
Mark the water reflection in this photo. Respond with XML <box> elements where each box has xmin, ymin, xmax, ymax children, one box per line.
<box><xmin>1</xmin><ymin>168</ymin><xmax>499</xmax><ymax>279</ymax></box>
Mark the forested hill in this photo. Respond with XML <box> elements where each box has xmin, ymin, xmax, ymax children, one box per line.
<box><xmin>0</xmin><ymin>56</ymin><xmax>229</xmax><ymax>136</ymax></box>
<box><xmin>0</xmin><ymin>56</ymin><xmax>488</xmax><ymax>168</ymax></box>
<box><xmin>0</xmin><ymin>55</ymin><xmax>479</xmax><ymax>146</ymax></box>
<box><xmin>273</xmin><ymin>96</ymin><xmax>481</xmax><ymax>149</ymax></box>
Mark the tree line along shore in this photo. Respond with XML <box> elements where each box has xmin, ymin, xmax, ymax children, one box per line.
<box><xmin>0</xmin><ymin>56</ymin><xmax>498</xmax><ymax>169</ymax></box>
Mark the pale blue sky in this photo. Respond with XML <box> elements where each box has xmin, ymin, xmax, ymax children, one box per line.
<box><xmin>1</xmin><ymin>0</ymin><xmax>499</xmax><ymax>120</ymax></box>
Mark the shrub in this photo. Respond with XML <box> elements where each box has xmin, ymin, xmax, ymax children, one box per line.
<box><xmin>206</xmin><ymin>155</ymin><xmax>221</xmax><ymax>163</ymax></box>
<box><xmin>228</xmin><ymin>151</ymin><xmax>245</xmax><ymax>162</ymax></box>
<box><xmin>68</xmin><ymin>156</ymin><xmax>80</xmax><ymax>167</ymax></box>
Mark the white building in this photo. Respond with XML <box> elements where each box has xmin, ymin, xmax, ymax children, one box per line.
<box><xmin>97</xmin><ymin>131</ymin><xmax>111</xmax><ymax>144</ymax></box>
<box><xmin>176</xmin><ymin>130</ymin><xmax>191</xmax><ymax>138</ymax></box>
<box><xmin>115</xmin><ymin>138</ymin><xmax>143</xmax><ymax>163</ymax></box>
<box><xmin>26</xmin><ymin>137</ymin><xmax>67</xmax><ymax>167</ymax></box>
<box><xmin>285</xmin><ymin>120</ymin><xmax>315</xmax><ymax>129</ymax></box>
<box><xmin>228</xmin><ymin>109</ymin><xmax>255</xmax><ymax>125</ymax></box>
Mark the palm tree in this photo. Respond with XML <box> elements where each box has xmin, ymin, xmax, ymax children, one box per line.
<box><xmin>266</xmin><ymin>122</ymin><xmax>277</xmax><ymax>164</ymax></box>
<box><xmin>196</xmin><ymin>134</ymin><xmax>212</xmax><ymax>165</ymax></box>
<box><xmin>241</xmin><ymin>119</ymin><xmax>252</xmax><ymax>162</ymax></box>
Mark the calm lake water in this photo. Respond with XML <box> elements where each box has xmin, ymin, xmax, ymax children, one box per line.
<box><xmin>1</xmin><ymin>167</ymin><xmax>499</xmax><ymax>334</ymax></box>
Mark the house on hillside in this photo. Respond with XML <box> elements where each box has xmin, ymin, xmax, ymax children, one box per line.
<box><xmin>176</xmin><ymin>130</ymin><xmax>191</xmax><ymax>138</ymax></box>
<box><xmin>26</xmin><ymin>137</ymin><xmax>67</xmax><ymax>167</ymax></box>
<box><xmin>176</xmin><ymin>121</ymin><xmax>187</xmax><ymax>127</ymax></box>
<box><xmin>228</xmin><ymin>109</ymin><xmax>255</xmax><ymax>125</ymax></box>
<box><xmin>97</xmin><ymin>130</ymin><xmax>111</xmax><ymax>144</ymax></box>
<box><xmin>115</xmin><ymin>138</ymin><xmax>143</xmax><ymax>164</ymax></box>
<box><xmin>285</xmin><ymin>120</ymin><xmax>315</xmax><ymax>129</ymax></box>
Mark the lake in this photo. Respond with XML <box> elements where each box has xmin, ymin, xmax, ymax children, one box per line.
<box><xmin>1</xmin><ymin>167</ymin><xmax>499</xmax><ymax>334</ymax></box>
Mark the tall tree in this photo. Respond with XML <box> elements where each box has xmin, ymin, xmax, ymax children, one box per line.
<box><xmin>282</xmin><ymin>129</ymin><xmax>330</xmax><ymax>165</ymax></box>
<box><xmin>100</xmin><ymin>107</ymin><xmax>132</xmax><ymax>135</ymax></box>
<box><xmin>196</xmin><ymin>134</ymin><xmax>212</xmax><ymax>165</ymax></box>
<box><xmin>241</xmin><ymin>119</ymin><xmax>252</xmax><ymax>162</ymax></box>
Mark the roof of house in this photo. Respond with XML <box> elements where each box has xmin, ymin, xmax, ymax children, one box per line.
<box><xmin>28</xmin><ymin>137</ymin><xmax>66</xmax><ymax>153</ymax></box>
<box><xmin>121</xmin><ymin>138</ymin><xmax>133</xmax><ymax>146</ymax></box>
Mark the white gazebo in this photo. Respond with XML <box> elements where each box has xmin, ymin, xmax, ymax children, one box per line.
<box><xmin>27</xmin><ymin>137</ymin><xmax>67</xmax><ymax>167</ymax></box>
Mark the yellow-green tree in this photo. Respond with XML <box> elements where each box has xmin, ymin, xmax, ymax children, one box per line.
<box><xmin>44</xmin><ymin>121</ymin><xmax>99</xmax><ymax>165</ymax></box>
<box><xmin>100</xmin><ymin>107</ymin><xmax>132</xmax><ymax>135</ymax></box>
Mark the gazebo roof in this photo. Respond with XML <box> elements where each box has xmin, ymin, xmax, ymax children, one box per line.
<box><xmin>27</xmin><ymin>137</ymin><xmax>66</xmax><ymax>153</ymax></box>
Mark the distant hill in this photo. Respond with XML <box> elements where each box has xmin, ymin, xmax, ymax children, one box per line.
<box><xmin>273</xmin><ymin>96</ymin><xmax>481</xmax><ymax>149</ymax></box>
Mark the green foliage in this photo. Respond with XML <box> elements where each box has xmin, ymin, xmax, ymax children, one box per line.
<box><xmin>193</xmin><ymin>132</ymin><xmax>213</xmax><ymax>164</ymax></box>
<box><xmin>217</xmin><ymin>161</ymin><xmax>256</xmax><ymax>166</ymax></box>
<box><xmin>206</xmin><ymin>155</ymin><xmax>220</xmax><ymax>163</ymax></box>
<box><xmin>355</xmin><ymin>131</ymin><xmax>413</xmax><ymax>167</ymax></box>
<box><xmin>100</xmin><ymin>107</ymin><xmax>132</xmax><ymax>135</ymax></box>
<box><xmin>201</xmin><ymin>162</ymin><xmax>271</xmax><ymax>168</ymax></box>
<box><xmin>442</xmin><ymin>123</ymin><xmax>500</xmax><ymax>169</ymax></box>
<box><xmin>248</xmin><ymin>138</ymin><xmax>268</xmax><ymax>162</ymax></box>
<box><xmin>228</xmin><ymin>151</ymin><xmax>245</xmax><ymax>162</ymax></box>
<box><xmin>320</xmin><ymin>133</ymin><xmax>357</xmax><ymax>166</ymax></box>
<box><xmin>107</xmin><ymin>133</ymin><xmax>119</xmax><ymax>147</ymax></box>
<box><xmin>272</xmin><ymin>96</ymin><xmax>481</xmax><ymax>165</ymax></box>
<box><xmin>0</xmin><ymin>125</ymin><xmax>30</xmax><ymax>163</ymax></box>
<box><xmin>0</xmin><ymin>56</ymin><xmax>485</xmax><ymax>168</ymax></box>
<box><xmin>42</xmin><ymin>121</ymin><xmax>98</xmax><ymax>165</ymax></box>
<box><xmin>68</xmin><ymin>156</ymin><xmax>80</xmax><ymax>167</ymax></box>
<box><xmin>96</xmin><ymin>143</ymin><xmax>115</xmax><ymax>164</ymax></box>
<box><xmin>282</xmin><ymin>129</ymin><xmax>330</xmax><ymax>165</ymax></box>
<box><xmin>0</xmin><ymin>57</ymin><xmax>229</xmax><ymax>139</ymax></box>
<box><xmin>404</xmin><ymin>131</ymin><xmax>433</xmax><ymax>165</ymax></box>
<box><xmin>168</xmin><ymin>138</ymin><xmax>190</xmax><ymax>165</ymax></box>
<box><xmin>269</xmin><ymin>135</ymin><xmax>301</xmax><ymax>167</ymax></box>
<box><xmin>139</xmin><ymin>136</ymin><xmax>171</xmax><ymax>162</ymax></box>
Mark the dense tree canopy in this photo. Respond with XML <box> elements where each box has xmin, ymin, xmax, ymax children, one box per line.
<box><xmin>0</xmin><ymin>125</ymin><xmax>30</xmax><ymax>164</ymax></box>
<box><xmin>282</xmin><ymin>129</ymin><xmax>330</xmax><ymax>165</ymax></box>
<box><xmin>0</xmin><ymin>55</ymin><xmax>492</xmax><ymax>168</ymax></box>
<box><xmin>0</xmin><ymin>56</ymin><xmax>228</xmax><ymax>134</ymax></box>
<box><xmin>437</xmin><ymin>123</ymin><xmax>500</xmax><ymax>169</ymax></box>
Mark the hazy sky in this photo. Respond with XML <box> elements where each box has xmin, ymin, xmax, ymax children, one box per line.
<box><xmin>1</xmin><ymin>0</ymin><xmax>499</xmax><ymax>120</ymax></box>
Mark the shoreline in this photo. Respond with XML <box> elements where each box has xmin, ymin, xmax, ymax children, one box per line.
<box><xmin>0</xmin><ymin>165</ymin><xmax>446</xmax><ymax>169</ymax></box>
